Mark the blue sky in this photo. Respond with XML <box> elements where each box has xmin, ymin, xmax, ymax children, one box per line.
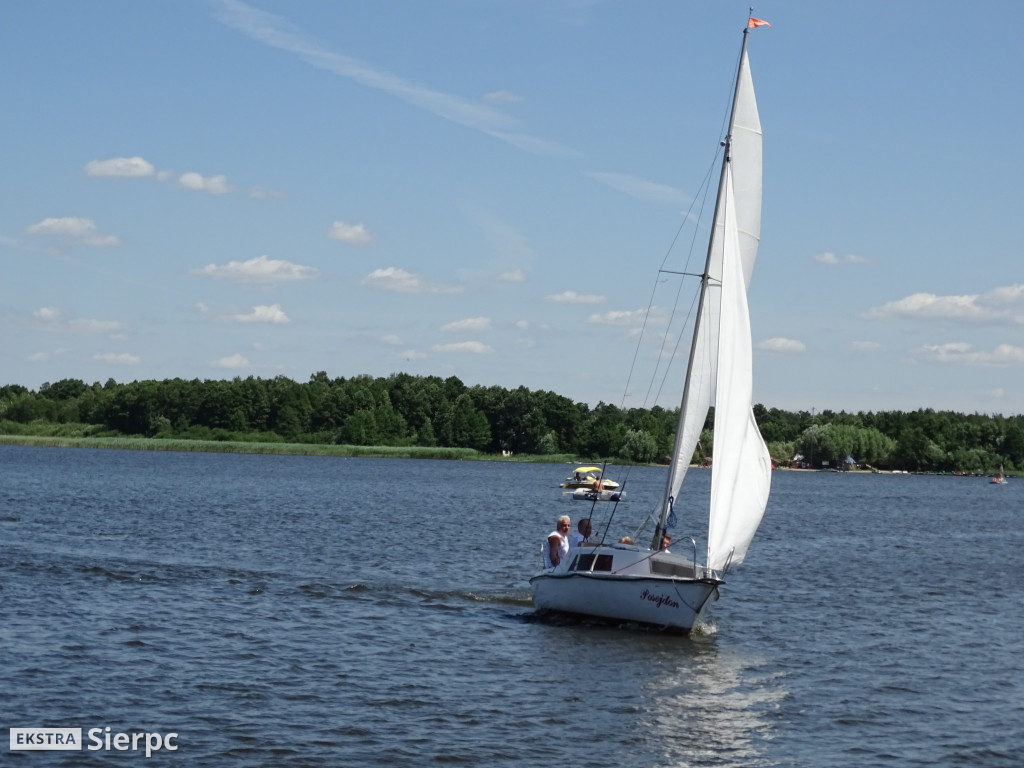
<box><xmin>2</xmin><ymin>1</ymin><xmax>1021</xmax><ymax>416</ymax></box>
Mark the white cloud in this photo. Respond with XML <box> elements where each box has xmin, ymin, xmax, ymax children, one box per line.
<box><xmin>432</xmin><ymin>341</ymin><xmax>492</xmax><ymax>354</ymax></box>
<box><xmin>93</xmin><ymin>352</ymin><xmax>140</xmax><ymax>365</ymax></box>
<box><xmin>361</xmin><ymin>267</ymin><xmax>463</xmax><ymax>294</ymax></box>
<box><xmin>586</xmin><ymin>171</ymin><xmax>687</xmax><ymax>205</ymax></box>
<box><xmin>441</xmin><ymin>316</ymin><xmax>491</xmax><ymax>333</ymax></box>
<box><xmin>865</xmin><ymin>285</ymin><xmax>1024</xmax><ymax>324</ymax></box>
<box><xmin>814</xmin><ymin>251</ymin><xmax>870</xmax><ymax>265</ymax></box>
<box><xmin>987</xmin><ymin>283</ymin><xmax>1024</xmax><ymax>306</ymax></box>
<box><xmin>546</xmin><ymin>290</ymin><xmax>605</xmax><ymax>304</ymax></box>
<box><xmin>756</xmin><ymin>337</ymin><xmax>806</xmax><ymax>353</ymax></box>
<box><xmin>27</xmin><ymin>218</ymin><xmax>93</xmax><ymax>237</ymax></box>
<box><xmin>866</xmin><ymin>292</ymin><xmax>983</xmax><ymax>320</ymax></box>
<box><xmin>194</xmin><ymin>255</ymin><xmax>319</xmax><ymax>283</ymax></box>
<box><xmin>179</xmin><ymin>172</ymin><xmax>231</xmax><ymax>194</ymax></box>
<box><xmin>25</xmin><ymin>217</ymin><xmax>120</xmax><ymax>246</ymax></box>
<box><xmin>587</xmin><ymin>308</ymin><xmax>648</xmax><ymax>326</ymax></box>
<box><xmin>30</xmin><ymin>347</ymin><xmax>70</xmax><ymax>363</ymax></box>
<box><xmin>84</xmin><ymin>156</ymin><xmax>155</xmax><ymax>178</ymax></box>
<box><xmin>912</xmin><ymin>342</ymin><xmax>1024</xmax><ymax>366</ymax></box>
<box><xmin>215</xmin><ymin>353</ymin><xmax>251</xmax><ymax>369</ymax></box>
<box><xmin>32</xmin><ymin>307</ymin><xmax>122</xmax><ymax>334</ymax></box>
<box><xmin>230</xmin><ymin>304</ymin><xmax>290</xmax><ymax>323</ymax></box>
<box><xmin>498</xmin><ymin>269</ymin><xmax>526</xmax><ymax>283</ymax></box>
<box><xmin>329</xmin><ymin>221</ymin><xmax>373</xmax><ymax>245</ymax></box>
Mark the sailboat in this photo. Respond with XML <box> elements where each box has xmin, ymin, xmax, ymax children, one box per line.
<box><xmin>991</xmin><ymin>464</ymin><xmax>1008</xmax><ymax>484</ymax></box>
<box><xmin>530</xmin><ymin>18</ymin><xmax>772</xmax><ymax>633</ymax></box>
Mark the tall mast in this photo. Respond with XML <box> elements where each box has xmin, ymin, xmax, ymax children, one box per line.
<box><xmin>652</xmin><ymin>27</ymin><xmax>752</xmax><ymax>549</ymax></box>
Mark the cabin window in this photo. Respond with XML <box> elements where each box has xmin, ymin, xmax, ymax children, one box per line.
<box><xmin>571</xmin><ymin>554</ymin><xmax>613</xmax><ymax>572</ymax></box>
<box><xmin>650</xmin><ymin>559</ymin><xmax>696</xmax><ymax>578</ymax></box>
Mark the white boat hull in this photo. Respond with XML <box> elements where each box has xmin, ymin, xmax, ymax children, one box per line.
<box><xmin>570</xmin><ymin>488</ymin><xmax>626</xmax><ymax>502</ymax></box>
<box><xmin>530</xmin><ymin>544</ymin><xmax>721</xmax><ymax>632</ymax></box>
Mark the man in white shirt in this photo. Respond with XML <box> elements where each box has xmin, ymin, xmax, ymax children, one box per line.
<box><xmin>544</xmin><ymin>515</ymin><xmax>571</xmax><ymax>569</ymax></box>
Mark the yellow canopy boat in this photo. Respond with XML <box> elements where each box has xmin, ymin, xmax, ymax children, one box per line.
<box><xmin>560</xmin><ymin>466</ymin><xmax>620</xmax><ymax>490</ymax></box>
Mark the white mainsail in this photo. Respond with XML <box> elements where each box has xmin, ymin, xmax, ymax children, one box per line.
<box><xmin>707</xmin><ymin>168</ymin><xmax>772</xmax><ymax>570</ymax></box>
<box><xmin>659</xmin><ymin>34</ymin><xmax>770</xmax><ymax>568</ymax></box>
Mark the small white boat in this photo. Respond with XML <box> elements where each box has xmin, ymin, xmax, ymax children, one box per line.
<box><xmin>532</xmin><ymin>16</ymin><xmax>772</xmax><ymax>633</ymax></box>
<box><xmin>570</xmin><ymin>488</ymin><xmax>626</xmax><ymax>502</ymax></box>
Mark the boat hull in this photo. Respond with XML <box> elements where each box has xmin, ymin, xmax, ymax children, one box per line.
<box><xmin>570</xmin><ymin>489</ymin><xmax>626</xmax><ymax>502</ymax></box>
<box><xmin>530</xmin><ymin>571</ymin><xmax>720</xmax><ymax>632</ymax></box>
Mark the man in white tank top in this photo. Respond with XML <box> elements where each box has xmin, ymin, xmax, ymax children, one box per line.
<box><xmin>544</xmin><ymin>515</ymin><xmax>570</xmax><ymax>569</ymax></box>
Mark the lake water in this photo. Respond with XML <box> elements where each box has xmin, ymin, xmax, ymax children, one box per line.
<box><xmin>2</xmin><ymin>445</ymin><xmax>1021</xmax><ymax>767</ymax></box>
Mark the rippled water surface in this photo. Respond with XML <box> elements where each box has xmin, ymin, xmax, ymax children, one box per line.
<box><xmin>2</xmin><ymin>445</ymin><xmax>1021</xmax><ymax>766</ymax></box>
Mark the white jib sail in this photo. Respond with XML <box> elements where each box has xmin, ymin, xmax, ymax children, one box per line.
<box><xmin>706</xmin><ymin>166</ymin><xmax>772</xmax><ymax>572</ymax></box>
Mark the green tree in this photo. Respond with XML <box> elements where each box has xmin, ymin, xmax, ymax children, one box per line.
<box><xmin>892</xmin><ymin>426</ymin><xmax>944</xmax><ymax>471</ymax></box>
<box><xmin>796</xmin><ymin>423</ymin><xmax>839</xmax><ymax>468</ymax></box>
<box><xmin>415</xmin><ymin>417</ymin><xmax>437</xmax><ymax>447</ymax></box>
<box><xmin>446</xmin><ymin>394</ymin><xmax>490</xmax><ymax>450</ymax></box>
<box><xmin>578</xmin><ymin>403</ymin><xmax>626</xmax><ymax>458</ymax></box>
<box><xmin>535</xmin><ymin>430</ymin><xmax>559</xmax><ymax>455</ymax></box>
<box><xmin>619</xmin><ymin>428</ymin><xmax>658</xmax><ymax>463</ymax></box>
<box><xmin>342</xmin><ymin>410</ymin><xmax>378</xmax><ymax>445</ymax></box>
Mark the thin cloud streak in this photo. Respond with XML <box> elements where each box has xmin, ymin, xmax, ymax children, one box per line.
<box><xmin>215</xmin><ymin>0</ymin><xmax>571</xmax><ymax>156</ymax></box>
<box><xmin>586</xmin><ymin>172</ymin><xmax>688</xmax><ymax>205</ymax></box>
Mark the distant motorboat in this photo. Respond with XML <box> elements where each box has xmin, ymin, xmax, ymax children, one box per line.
<box><xmin>560</xmin><ymin>466</ymin><xmax>620</xmax><ymax>490</ymax></box>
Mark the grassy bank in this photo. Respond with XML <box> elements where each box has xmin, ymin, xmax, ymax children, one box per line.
<box><xmin>0</xmin><ymin>433</ymin><xmax>578</xmax><ymax>463</ymax></box>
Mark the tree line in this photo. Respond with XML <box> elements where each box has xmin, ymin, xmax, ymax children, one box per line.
<box><xmin>1</xmin><ymin>372</ymin><xmax>1021</xmax><ymax>473</ymax></box>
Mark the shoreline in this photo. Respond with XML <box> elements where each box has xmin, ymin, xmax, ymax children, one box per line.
<box><xmin>0</xmin><ymin>435</ymin><xmax>1012</xmax><ymax>477</ymax></box>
